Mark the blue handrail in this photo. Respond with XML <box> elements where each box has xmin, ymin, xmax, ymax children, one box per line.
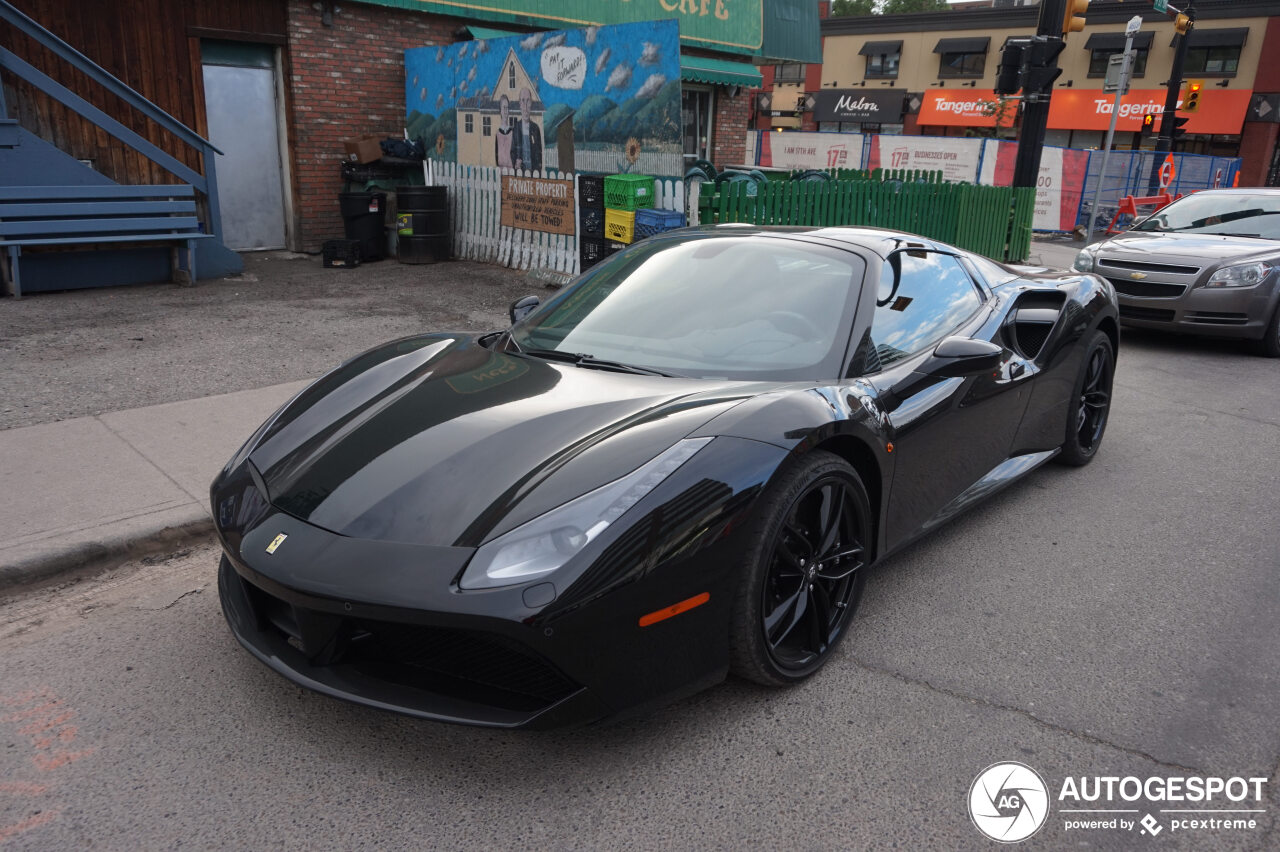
<box><xmin>0</xmin><ymin>0</ymin><xmax>220</xmax><ymax>155</ymax></box>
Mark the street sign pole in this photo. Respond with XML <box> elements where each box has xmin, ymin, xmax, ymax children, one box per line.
<box><xmin>1086</xmin><ymin>16</ymin><xmax>1141</xmax><ymax>244</ymax></box>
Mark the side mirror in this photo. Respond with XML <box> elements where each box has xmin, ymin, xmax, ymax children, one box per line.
<box><xmin>926</xmin><ymin>336</ymin><xmax>1004</xmax><ymax>377</ymax></box>
<box><xmin>509</xmin><ymin>295</ymin><xmax>540</xmax><ymax>325</ymax></box>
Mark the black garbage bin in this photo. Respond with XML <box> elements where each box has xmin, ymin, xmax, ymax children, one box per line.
<box><xmin>338</xmin><ymin>192</ymin><xmax>387</xmax><ymax>261</ymax></box>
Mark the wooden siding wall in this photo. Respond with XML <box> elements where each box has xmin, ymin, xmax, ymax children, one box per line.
<box><xmin>0</xmin><ymin>0</ymin><xmax>287</xmax><ymax>187</ymax></box>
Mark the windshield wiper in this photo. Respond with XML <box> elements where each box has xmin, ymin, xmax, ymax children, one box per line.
<box><xmin>516</xmin><ymin>348</ymin><xmax>683</xmax><ymax>378</ymax></box>
<box><xmin>1213</xmin><ymin>232</ymin><xmax>1265</xmax><ymax>239</ymax></box>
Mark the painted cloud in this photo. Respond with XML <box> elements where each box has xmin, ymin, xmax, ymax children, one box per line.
<box><xmin>635</xmin><ymin>73</ymin><xmax>666</xmax><ymax>99</ymax></box>
<box><xmin>605</xmin><ymin>63</ymin><xmax>632</xmax><ymax>92</ymax></box>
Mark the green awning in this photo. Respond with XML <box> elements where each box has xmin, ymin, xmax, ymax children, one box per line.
<box><xmin>465</xmin><ymin>26</ymin><xmax>523</xmax><ymax>41</ymax></box>
<box><xmin>680</xmin><ymin>56</ymin><xmax>762</xmax><ymax>88</ymax></box>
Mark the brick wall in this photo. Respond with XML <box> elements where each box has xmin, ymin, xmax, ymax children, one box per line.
<box><xmin>286</xmin><ymin>0</ymin><xmax>454</xmax><ymax>250</ymax></box>
<box><xmin>712</xmin><ymin>86</ymin><xmax>753</xmax><ymax>168</ymax></box>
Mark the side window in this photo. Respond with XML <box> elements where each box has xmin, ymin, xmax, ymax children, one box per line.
<box><xmin>866</xmin><ymin>252</ymin><xmax>983</xmax><ymax>369</ymax></box>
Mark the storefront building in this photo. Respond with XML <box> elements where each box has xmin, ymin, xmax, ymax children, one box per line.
<box><xmin>3</xmin><ymin>0</ymin><xmax>819</xmax><ymax>253</ymax></box>
<box><xmin>755</xmin><ymin>0</ymin><xmax>1278</xmax><ymax>186</ymax></box>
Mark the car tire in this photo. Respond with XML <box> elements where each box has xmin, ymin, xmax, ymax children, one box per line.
<box><xmin>1056</xmin><ymin>330</ymin><xmax>1115</xmax><ymax>467</ymax></box>
<box><xmin>1250</xmin><ymin>304</ymin><xmax>1280</xmax><ymax>358</ymax></box>
<box><xmin>729</xmin><ymin>451</ymin><xmax>871</xmax><ymax>687</ymax></box>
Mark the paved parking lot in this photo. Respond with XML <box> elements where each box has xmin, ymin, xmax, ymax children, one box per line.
<box><xmin>0</xmin><ymin>257</ymin><xmax>1277</xmax><ymax>849</ymax></box>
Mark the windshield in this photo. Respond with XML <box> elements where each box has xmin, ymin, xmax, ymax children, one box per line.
<box><xmin>1134</xmin><ymin>193</ymin><xmax>1280</xmax><ymax>239</ymax></box>
<box><xmin>509</xmin><ymin>235</ymin><xmax>866</xmax><ymax>380</ymax></box>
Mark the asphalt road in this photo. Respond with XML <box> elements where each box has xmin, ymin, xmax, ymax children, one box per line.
<box><xmin>1</xmin><ymin>327</ymin><xmax>1278</xmax><ymax>848</ymax></box>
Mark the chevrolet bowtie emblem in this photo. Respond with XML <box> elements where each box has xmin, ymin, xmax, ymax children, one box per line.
<box><xmin>1130</xmin><ymin>271</ymin><xmax>1148</xmax><ymax>279</ymax></box>
<box><xmin>266</xmin><ymin>533</ymin><xmax>288</xmax><ymax>554</ymax></box>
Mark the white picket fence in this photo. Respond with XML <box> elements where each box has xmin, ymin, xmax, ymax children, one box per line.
<box><xmin>427</xmin><ymin>159</ymin><xmax>685</xmax><ymax>276</ymax></box>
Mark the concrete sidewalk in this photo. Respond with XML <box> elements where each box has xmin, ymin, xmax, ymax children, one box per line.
<box><xmin>0</xmin><ymin>380</ymin><xmax>309</xmax><ymax>588</ymax></box>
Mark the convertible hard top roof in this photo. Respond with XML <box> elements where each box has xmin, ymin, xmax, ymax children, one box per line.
<box><xmin>687</xmin><ymin>224</ymin><xmax>940</xmax><ymax>259</ymax></box>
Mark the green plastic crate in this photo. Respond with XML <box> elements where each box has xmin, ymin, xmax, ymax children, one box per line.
<box><xmin>603</xmin><ymin>174</ymin><xmax>656</xmax><ymax>211</ymax></box>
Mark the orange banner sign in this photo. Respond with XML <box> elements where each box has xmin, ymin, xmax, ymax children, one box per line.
<box><xmin>1046</xmin><ymin>88</ymin><xmax>1252</xmax><ymax>134</ymax></box>
<box><xmin>917</xmin><ymin>89</ymin><xmax>1017</xmax><ymax>128</ymax></box>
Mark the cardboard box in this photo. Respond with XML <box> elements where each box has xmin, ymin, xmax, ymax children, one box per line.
<box><xmin>343</xmin><ymin>137</ymin><xmax>383</xmax><ymax>164</ymax></box>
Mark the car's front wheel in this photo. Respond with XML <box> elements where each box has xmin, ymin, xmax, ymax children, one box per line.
<box><xmin>729</xmin><ymin>451</ymin><xmax>871</xmax><ymax>686</ymax></box>
<box><xmin>1056</xmin><ymin>330</ymin><xmax>1114</xmax><ymax>466</ymax></box>
<box><xmin>1252</xmin><ymin>304</ymin><xmax>1280</xmax><ymax>358</ymax></box>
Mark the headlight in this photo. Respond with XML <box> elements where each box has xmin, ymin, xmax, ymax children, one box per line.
<box><xmin>458</xmin><ymin>437</ymin><xmax>713</xmax><ymax>590</ymax></box>
<box><xmin>1072</xmin><ymin>247</ymin><xmax>1097</xmax><ymax>273</ymax></box>
<box><xmin>1205</xmin><ymin>261</ymin><xmax>1272</xmax><ymax>289</ymax></box>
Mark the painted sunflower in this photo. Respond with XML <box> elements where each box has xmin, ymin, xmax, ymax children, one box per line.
<box><xmin>625</xmin><ymin>137</ymin><xmax>642</xmax><ymax>164</ymax></box>
<box><xmin>435</xmin><ymin>134</ymin><xmax>446</xmax><ymax>156</ymax></box>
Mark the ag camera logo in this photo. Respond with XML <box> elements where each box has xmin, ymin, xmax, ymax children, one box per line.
<box><xmin>969</xmin><ymin>762</ymin><xmax>1050</xmax><ymax>843</ymax></box>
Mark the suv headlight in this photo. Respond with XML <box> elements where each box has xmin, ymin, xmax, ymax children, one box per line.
<box><xmin>458</xmin><ymin>437</ymin><xmax>713</xmax><ymax>590</ymax></box>
<box><xmin>1205</xmin><ymin>261</ymin><xmax>1272</xmax><ymax>289</ymax></box>
<box><xmin>1073</xmin><ymin>246</ymin><xmax>1098</xmax><ymax>273</ymax></box>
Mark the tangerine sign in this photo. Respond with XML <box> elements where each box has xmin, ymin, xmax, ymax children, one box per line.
<box><xmin>1046</xmin><ymin>89</ymin><xmax>1252</xmax><ymax>134</ymax></box>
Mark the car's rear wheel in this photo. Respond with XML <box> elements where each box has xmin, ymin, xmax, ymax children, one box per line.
<box><xmin>1251</xmin><ymin>304</ymin><xmax>1280</xmax><ymax>358</ymax></box>
<box><xmin>730</xmin><ymin>451</ymin><xmax>871</xmax><ymax>686</ymax></box>
<box><xmin>1056</xmin><ymin>330</ymin><xmax>1114</xmax><ymax>467</ymax></box>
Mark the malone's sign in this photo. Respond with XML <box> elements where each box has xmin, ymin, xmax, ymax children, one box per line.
<box><xmin>814</xmin><ymin>89</ymin><xmax>906</xmax><ymax>123</ymax></box>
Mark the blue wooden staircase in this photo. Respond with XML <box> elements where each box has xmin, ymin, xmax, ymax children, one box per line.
<box><xmin>0</xmin><ymin>0</ymin><xmax>242</xmax><ymax>296</ymax></box>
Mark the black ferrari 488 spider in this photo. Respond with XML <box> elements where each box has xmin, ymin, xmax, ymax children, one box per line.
<box><xmin>213</xmin><ymin>225</ymin><xmax>1118</xmax><ymax>729</ymax></box>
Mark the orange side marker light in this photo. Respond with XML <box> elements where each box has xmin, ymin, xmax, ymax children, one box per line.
<box><xmin>886</xmin><ymin>442</ymin><xmax>894</xmax><ymax>453</ymax></box>
<box><xmin>639</xmin><ymin>592</ymin><xmax>711</xmax><ymax>627</ymax></box>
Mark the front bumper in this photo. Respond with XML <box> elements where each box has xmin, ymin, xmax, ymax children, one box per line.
<box><xmin>1107</xmin><ymin>274</ymin><xmax>1278</xmax><ymax>341</ymax></box>
<box><xmin>218</xmin><ymin>554</ymin><xmax>612</xmax><ymax>728</ymax></box>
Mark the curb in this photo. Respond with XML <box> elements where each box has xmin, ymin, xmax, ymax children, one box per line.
<box><xmin>0</xmin><ymin>510</ymin><xmax>214</xmax><ymax>593</ymax></box>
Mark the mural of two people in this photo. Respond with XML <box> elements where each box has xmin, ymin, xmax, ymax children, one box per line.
<box><xmin>406</xmin><ymin>19</ymin><xmax>681</xmax><ymax>177</ymax></box>
<box><xmin>495</xmin><ymin>88</ymin><xmax>542</xmax><ymax>171</ymax></box>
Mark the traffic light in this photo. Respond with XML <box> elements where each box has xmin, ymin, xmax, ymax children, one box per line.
<box><xmin>1174</xmin><ymin>13</ymin><xmax>1191</xmax><ymax>36</ymax></box>
<box><xmin>1172</xmin><ymin>115</ymin><xmax>1190</xmax><ymax>143</ymax></box>
<box><xmin>994</xmin><ymin>38</ymin><xmax>1031</xmax><ymax>96</ymax></box>
<box><xmin>1062</xmin><ymin>0</ymin><xmax>1089</xmax><ymax>35</ymax></box>
<box><xmin>1022</xmin><ymin>36</ymin><xmax>1065</xmax><ymax>94</ymax></box>
<box><xmin>1183</xmin><ymin>80</ymin><xmax>1204</xmax><ymax>113</ymax></box>
<box><xmin>1138</xmin><ymin>113</ymin><xmax>1155</xmax><ymax>140</ymax></box>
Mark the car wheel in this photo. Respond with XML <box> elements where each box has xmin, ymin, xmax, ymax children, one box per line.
<box><xmin>1056</xmin><ymin>330</ymin><xmax>1114</xmax><ymax>467</ymax></box>
<box><xmin>1251</xmin><ymin>304</ymin><xmax>1280</xmax><ymax>358</ymax></box>
<box><xmin>729</xmin><ymin>451</ymin><xmax>871</xmax><ymax>686</ymax></box>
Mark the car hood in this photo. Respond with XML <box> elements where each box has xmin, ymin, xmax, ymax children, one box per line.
<box><xmin>1099</xmin><ymin>231</ymin><xmax>1280</xmax><ymax>265</ymax></box>
<box><xmin>246</xmin><ymin>333</ymin><xmax>757</xmax><ymax>547</ymax></box>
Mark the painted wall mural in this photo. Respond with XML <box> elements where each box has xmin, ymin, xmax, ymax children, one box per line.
<box><xmin>405</xmin><ymin>19</ymin><xmax>682</xmax><ymax>176</ymax></box>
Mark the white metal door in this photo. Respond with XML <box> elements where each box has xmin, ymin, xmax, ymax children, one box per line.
<box><xmin>202</xmin><ymin>61</ymin><xmax>287</xmax><ymax>250</ymax></box>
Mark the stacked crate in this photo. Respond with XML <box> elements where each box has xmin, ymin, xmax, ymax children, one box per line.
<box><xmin>603</xmin><ymin>174</ymin><xmax>656</xmax><ymax>247</ymax></box>
<box><xmin>577</xmin><ymin>175</ymin><xmax>607</xmax><ymax>271</ymax></box>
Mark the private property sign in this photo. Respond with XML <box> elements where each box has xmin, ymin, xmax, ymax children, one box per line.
<box><xmin>500</xmin><ymin>175</ymin><xmax>576</xmax><ymax>234</ymax></box>
<box><xmin>813</xmin><ymin>90</ymin><xmax>906</xmax><ymax>123</ymax></box>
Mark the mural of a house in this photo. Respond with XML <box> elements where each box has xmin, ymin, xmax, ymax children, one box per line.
<box><xmin>456</xmin><ymin>47</ymin><xmax>544</xmax><ymax>168</ymax></box>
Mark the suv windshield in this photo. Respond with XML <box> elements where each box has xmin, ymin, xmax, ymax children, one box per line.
<box><xmin>508</xmin><ymin>235</ymin><xmax>866</xmax><ymax>380</ymax></box>
<box><xmin>1134</xmin><ymin>193</ymin><xmax>1280</xmax><ymax>239</ymax></box>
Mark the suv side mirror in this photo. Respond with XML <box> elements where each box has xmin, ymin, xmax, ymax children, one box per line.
<box><xmin>509</xmin><ymin>295</ymin><xmax>540</xmax><ymax>325</ymax></box>
<box><xmin>926</xmin><ymin>336</ymin><xmax>1004</xmax><ymax>377</ymax></box>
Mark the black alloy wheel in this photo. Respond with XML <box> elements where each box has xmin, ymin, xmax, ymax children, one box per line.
<box><xmin>730</xmin><ymin>452</ymin><xmax>871</xmax><ymax>685</ymax></box>
<box><xmin>1057</xmin><ymin>330</ymin><xmax>1114</xmax><ymax>467</ymax></box>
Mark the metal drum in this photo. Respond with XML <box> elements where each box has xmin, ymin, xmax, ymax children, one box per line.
<box><xmin>396</xmin><ymin>186</ymin><xmax>449</xmax><ymax>263</ymax></box>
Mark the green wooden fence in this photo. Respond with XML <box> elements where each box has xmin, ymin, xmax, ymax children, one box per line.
<box><xmin>698</xmin><ymin>179</ymin><xmax>1035</xmax><ymax>262</ymax></box>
